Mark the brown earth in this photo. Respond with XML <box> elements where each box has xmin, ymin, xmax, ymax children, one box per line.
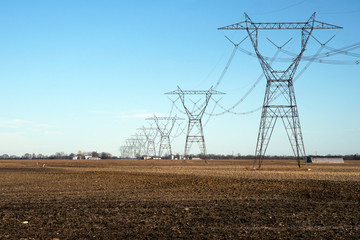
<box><xmin>0</xmin><ymin>159</ymin><xmax>359</xmax><ymax>239</ymax></box>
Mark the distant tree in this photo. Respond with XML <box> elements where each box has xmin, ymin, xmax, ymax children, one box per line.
<box><xmin>54</xmin><ymin>152</ymin><xmax>66</xmax><ymax>159</ymax></box>
<box><xmin>1</xmin><ymin>154</ymin><xmax>9</xmax><ymax>159</ymax></box>
<box><xmin>100</xmin><ymin>152</ymin><xmax>112</xmax><ymax>159</ymax></box>
<box><xmin>92</xmin><ymin>151</ymin><xmax>100</xmax><ymax>158</ymax></box>
<box><xmin>23</xmin><ymin>153</ymin><xmax>31</xmax><ymax>159</ymax></box>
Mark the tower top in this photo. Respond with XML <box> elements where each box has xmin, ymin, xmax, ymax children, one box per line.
<box><xmin>218</xmin><ymin>12</ymin><xmax>342</xmax><ymax>31</ymax></box>
<box><xmin>165</xmin><ymin>86</ymin><xmax>225</xmax><ymax>95</ymax></box>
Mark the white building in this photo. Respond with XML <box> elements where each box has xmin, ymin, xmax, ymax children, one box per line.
<box><xmin>84</xmin><ymin>156</ymin><xmax>101</xmax><ymax>160</ymax></box>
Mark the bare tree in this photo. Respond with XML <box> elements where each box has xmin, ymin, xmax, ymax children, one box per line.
<box><xmin>100</xmin><ymin>152</ymin><xmax>112</xmax><ymax>159</ymax></box>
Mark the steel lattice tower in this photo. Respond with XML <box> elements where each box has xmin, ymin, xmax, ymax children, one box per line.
<box><xmin>219</xmin><ymin>13</ymin><xmax>341</xmax><ymax>168</ymax></box>
<box><xmin>124</xmin><ymin>138</ymin><xmax>138</xmax><ymax>158</ymax></box>
<box><xmin>146</xmin><ymin>115</ymin><xmax>183</xmax><ymax>157</ymax></box>
<box><xmin>138</xmin><ymin>127</ymin><xmax>158</xmax><ymax>156</ymax></box>
<box><xmin>166</xmin><ymin>86</ymin><xmax>225</xmax><ymax>158</ymax></box>
<box><xmin>130</xmin><ymin>134</ymin><xmax>145</xmax><ymax>158</ymax></box>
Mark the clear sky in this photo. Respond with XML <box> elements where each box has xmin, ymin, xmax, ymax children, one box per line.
<box><xmin>0</xmin><ymin>0</ymin><xmax>359</xmax><ymax>156</ymax></box>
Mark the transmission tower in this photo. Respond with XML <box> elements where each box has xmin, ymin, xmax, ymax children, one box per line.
<box><xmin>138</xmin><ymin>126</ymin><xmax>158</xmax><ymax>156</ymax></box>
<box><xmin>146</xmin><ymin>115</ymin><xmax>183</xmax><ymax>157</ymax></box>
<box><xmin>134</xmin><ymin>133</ymin><xmax>147</xmax><ymax>157</ymax></box>
<box><xmin>165</xmin><ymin>86</ymin><xmax>225</xmax><ymax>158</ymax></box>
<box><xmin>119</xmin><ymin>145</ymin><xmax>129</xmax><ymax>159</ymax></box>
<box><xmin>126</xmin><ymin>135</ymin><xmax>145</xmax><ymax>158</ymax></box>
<box><xmin>219</xmin><ymin>13</ymin><xmax>341</xmax><ymax>168</ymax></box>
<box><xmin>124</xmin><ymin>138</ymin><xmax>137</xmax><ymax>158</ymax></box>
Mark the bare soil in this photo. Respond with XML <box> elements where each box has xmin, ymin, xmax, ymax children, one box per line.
<box><xmin>1</xmin><ymin>159</ymin><xmax>359</xmax><ymax>239</ymax></box>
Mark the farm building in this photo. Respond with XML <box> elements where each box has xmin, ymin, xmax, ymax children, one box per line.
<box><xmin>84</xmin><ymin>156</ymin><xmax>101</xmax><ymax>160</ymax></box>
<box><xmin>306</xmin><ymin>157</ymin><xmax>344</xmax><ymax>163</ymax></box>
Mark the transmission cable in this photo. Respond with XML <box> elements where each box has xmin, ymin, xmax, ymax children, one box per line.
<box><xmin>237</xmin><ymin>41</ymin><xmax>360</xmax><ymax>64</ymax></box>
<box><xmin>214</xmin><ymin>35</ymin><xmax>248</xmax><ymax>90</ymax></box>
<box><xmin>268</xmin><ymin>37</ymin><xmax>332</xmax><ymax>104</ymax></box>
<box><xmin>205</xmin><ymin>47</ymin><xmax>282</xmax><ymax>116</ymax></box>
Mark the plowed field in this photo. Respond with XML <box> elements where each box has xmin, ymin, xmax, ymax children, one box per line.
<box><xmin>1</xmin><ymin>159</ymin><xmax>359</xmax><ymax>239</ymax></box>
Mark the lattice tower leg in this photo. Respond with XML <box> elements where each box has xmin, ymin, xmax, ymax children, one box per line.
<box><xmin>280</xmin><ymin>84</ymin><xmax>306</xmax><ymax>167</ymax></box>
<box><xmin>147</xmin><ymin>140</ymin><xmax>157</xmax><ymax>156</ymax></box>
<box><xmin>159</xmin><ymin>135</ymin><xmax>172</xmax><ymax>157</ymax></box>
<box><xmin>184</xmin><ymin>119</ymin><xmax>206</xmax><ymax>158</ymax></box>
<box><xmin>253</xmin><ymin>79</ymin><xmax>306</xmax><ymax>168</ymax></box>
<box><xmin>253</xmin><ymin>108</ymin><xmax>278</xmax><ymax>168</ymax></box>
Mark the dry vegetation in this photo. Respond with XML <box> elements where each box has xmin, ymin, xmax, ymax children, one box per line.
<box><xmin>1</xmin><ymin>159</ymin><xmax>359</xmax><ymax>239</ymax></box>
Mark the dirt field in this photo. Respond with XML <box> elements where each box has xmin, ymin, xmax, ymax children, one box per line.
<box><xmin>1</xmin><ymin>159</ymin><xmax>359</xmax><ymax>239</ymax></box>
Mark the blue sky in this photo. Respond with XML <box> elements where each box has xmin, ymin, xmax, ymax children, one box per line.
<box><xmin>0</xmin><ymin>0</ymin><xmax>359</xmax><ymax>156</ymax></box>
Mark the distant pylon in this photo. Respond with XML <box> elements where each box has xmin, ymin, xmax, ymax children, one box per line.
<box><xmin>119</xmin><ymin>145</ymin><xmax>128</xmax><ymax>158</ymax></box>
<box><xmin>138</xmin><ymin>126</ymin><xmax>158</xmax><ymax>156</ymax></box>
<box><xmin>124</xmin><ymin>138</ymin><xmax>137</xmax><ymax>158</ymax></box>
<box><xmin>127</xmin><ymin>134</ymin><xmax>145</xmax><ymax>158</ymax></box>
<box><xmin>219</xmin><ymin>13</ymin><xmax>342</xmax><ymax>168</ymax></box>
<box><xmin>146</xmin><ymin>115</ymin><xmax>183</xmax><ymax>157</ymax></box>
<box><xmin>165</xmin><ymin>86</ymin><xmax>225</xmax><ymax>158</ymax></box>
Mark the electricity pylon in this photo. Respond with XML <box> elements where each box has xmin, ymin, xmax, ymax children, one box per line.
<box><xmin>126</xmin><ymin>134</ymin><xmax>145</xmax><ymax>158</ymax></box>
<box><xmin>165</xmin><ymin>86</ymin><xmax>225</xmax><ymax>158</ymax></box>
<box><xmin>124</xmin><ymin>138</ymin><xmax>137</xmax><ymax>158</ymax></box>
<box><xmin>219</xmin><ymin>13</ymin><xmax>341</xmax><ymax>168</ymax></box>
<box><xmin>138</xmin><ymin>126</ymin><xmax>158</xmax><ymax>156</ymax></box>
<box><xmin>133</xmin><ymin>133</ymin><xmax>146</xmax><ymax>157</ymax></box>
<box><xmin>146</xmin><ymin>115</ymin><xmax>183</xmax><ymax>157</ymax></box>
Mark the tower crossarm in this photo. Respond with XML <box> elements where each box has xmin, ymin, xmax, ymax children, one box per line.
<box><xmin>146</xmin><ymin>115</ymin><xmax>184</xmax><ymax>136</ymax></box>
<box><xmin>218</xmin><ymin>20</ymin><xmax>342</xmax><ymax>30</ymax></box>
<box><xmin>145</xmin><ymin>117</ymin><xmax>184</xmax><ymax>121</ymax></box>
<box><xmin>165</xmin><ymin>89</ymin><xmax>225</xmax><ymax>95</ymax></box>
<box><xmin>165</xmin><ymin>86</ymin><xmax>225</xmax><ymax>119</ymax></box>
<box><xmin>137</xmin><ymin>127</ymin><xmax>158</xmax><ymax>138</ymax></box>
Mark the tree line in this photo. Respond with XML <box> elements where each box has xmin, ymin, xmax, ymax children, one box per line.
<box><xmin>0</xmin><ymin>152</ymin><xmax>359</xmax><ymax>160</ymax></box>
<box><xmin>0</xmin><ymin>151</ymin><xmax>114</xmax><ymax>160</ymax></box>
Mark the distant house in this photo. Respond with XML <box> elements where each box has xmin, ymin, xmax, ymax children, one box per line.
<box><xmin>306</xmin><ymin>157</ymin><xmax>344</xmax><ymax>163</ymax></box>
